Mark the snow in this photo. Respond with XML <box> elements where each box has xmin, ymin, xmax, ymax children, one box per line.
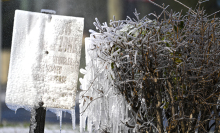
<box><xmin>0</xmin><ymin>127</ymin><xmax>81</xmax><ymax>133</ymax></box>
<box><xmin>29</xmin><ymin>108</ymin><xmax>37</xmax><ymax>133</ymax></box>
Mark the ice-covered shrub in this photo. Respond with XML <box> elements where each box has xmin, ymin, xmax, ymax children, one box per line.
<box><xmin>80</xmin><ymin>1</ymin><xmax>220</xmax><ymax>132</ymax></box>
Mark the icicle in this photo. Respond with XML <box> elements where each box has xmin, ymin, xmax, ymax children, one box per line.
<box><xmin>88</xmin><ymin>117</ymin><xmax>93</xmax><ymax>133</ymax></box>
<box><xmin>48</xmin><ymin>108</ymin><xmax>65</xmax><ymax>132</ymax></box>
<box><xmin>59</xmin><ymin>110</ymin><xmax>62</xmax><ymax>133</ymax></box>
<box><xmin>80</xmin><ymin>114</ymin><xmax>86</xmax><ymax>132</ymax></box>
<box><xmin>71</xmin><ymin>108</ymin><xmax>76</xmax><ymax>130</ymax></box>
<box><xmin>6</xmin><ymin>103</ymin><xmax>19</xmax><ymax>114</ymax></box>
<box><xmin>80</xmin><ymin>32</ymin><xmax>129</xmax><ymax>132</ymax></box>
<box><xmin>64</xmin><ymin>111</ymin><xmax>66</xmax><ymax>118</ymax></box>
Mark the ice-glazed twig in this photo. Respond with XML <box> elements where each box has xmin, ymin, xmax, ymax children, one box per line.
<box><xmin>174</xmin><ymin>0</ymin><xmax>197</xmax><ymax>14</ymax></box>
<box><xmin>148</xmin><ymin>0</ymin><xmax>170</xmax><ymax>15</ymax></box>
<box><xmin>80</xmin><ymin>1</ymin><xmax>220</xmax><ymax>132</ymax></box>
<box><xmin>80</xmin><ymin>96</ymin><xmax>103</xmax><ymax>115</ymax></box>
<box><xmin>207</xmin><ymin>10</ymin><xmax>220</xmax><ymax>18</ymax></box>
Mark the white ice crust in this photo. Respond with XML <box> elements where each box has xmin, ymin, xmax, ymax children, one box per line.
<box><xmin>5</xmin><ymin>10</ymin><xmax>84</xmax><ymax>110</ymax></box>
<box><xmin>79</xmin><ymin>35</ymin><xmax>129</xmax><ymax>133</ymax></box>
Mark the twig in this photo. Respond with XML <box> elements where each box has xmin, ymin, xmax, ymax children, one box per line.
<box><xmin>174</xmin><ymin>0</ymin><xmax>197</xmax><ymax>15</ymax></box>
<box><xmin>80</xmin><ymin>96</ymin><xmax>103</xmax><ymax>115</ymax></box>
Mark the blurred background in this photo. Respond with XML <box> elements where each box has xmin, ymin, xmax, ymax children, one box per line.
<box><xmin>0</xmin><ymin>0</ymin><xmax>220</xmax><ymax>132</ymax></box>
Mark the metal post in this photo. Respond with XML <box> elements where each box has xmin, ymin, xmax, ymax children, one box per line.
<box><xmin>0</xmin><ymin>0</ymin><xmax>2</xmax><ymax>125</ymax></box>
<box><xmin>29</xmin><ymin>102</ymin><xmax>46</xmax><ymax>133</ymax></box>
<box><xmin>34</xmin><ymin>105</ymin><xmax>46</xmax><ymax>133</ymax></box>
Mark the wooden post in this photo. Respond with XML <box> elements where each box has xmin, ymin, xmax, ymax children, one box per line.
<box><xmin>29</xmin><ymin>102</ymin><xmax>46</xmax><ymax>133</ymax></box>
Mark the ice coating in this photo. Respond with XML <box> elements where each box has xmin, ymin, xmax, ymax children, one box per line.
<box><xmin>79</xmin><ymin>36</ymin><xmax>129</xmax><ymax>132</ymax></box>
<box><xmin>29</xmin><ymin>108</ymin><xmax>37</xmax><ymax>133</ymax></box>
<box><xmin>67</xmin><ymin>108</ymin><xmax>76</xmax><ymax>130</ymax></box>
<box><xmin>59</xmin><ymin>110</ymin><xmax>62</xmax><ymax>133</ymax></box>
<box><xmin>41</xmin><ymin>9</ymin><xmax>56</xmax><ymax>14</ymax></box>
<box><xmin>6</xmin><ymin>10</ymin><xmax>84</xmax><ymax>110</ymax></box>
<box><xmin>71</xmin><ymin>109</ymin><xmax>75</xmax><ymax>130</ymax></box>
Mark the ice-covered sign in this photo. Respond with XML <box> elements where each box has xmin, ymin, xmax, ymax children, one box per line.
<box><xmin>6</xmin><ymin>10</ymin><xmax>84</xmax><ymax>110</ymax></box>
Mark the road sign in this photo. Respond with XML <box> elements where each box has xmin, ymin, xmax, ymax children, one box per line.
<box><xmin>5</xmin><ymin>10</ymin><xmax>84</xmax><ymax>110</ymax></box>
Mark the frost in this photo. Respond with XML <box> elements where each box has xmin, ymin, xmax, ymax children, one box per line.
<box><xmin>40</xmin><ymin>9</ymin><xmax>56</xmax><ymax>14</ymax></box>
<box><xmin>6</xmin><ymin>10</ymin><xmax>84</xmax><ymax>110</ymax></box>
<box><xmin>80</xmin><ymin>2</ymin><xmax>220</xmax><ymax>132</ymax></box>
<box><xmin>5</xmin><ymin>10</ymin><xmax>84</xmax><ymax>132</ymax></box>
<box><xmin>29</xmin><ymin>108</ymin><xmax>37</xmax><ymax>133</ymax></box>
<box><xmin>79</xmin><ymin>36</ymin><xmax>132</xmax><ymax>132</ymax></box>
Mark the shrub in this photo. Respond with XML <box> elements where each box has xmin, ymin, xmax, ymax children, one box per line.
<box><xmin>80</xmin><ymin>1</ymin><xmax>220</xmax><ymax>132</ymax></box>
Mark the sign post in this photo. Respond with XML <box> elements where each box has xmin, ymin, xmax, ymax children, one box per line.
<box><xmin>0</xmin><ymin>0</ymin><xmax>2</xmax><ymax>125</ymax></box>
<box><xmin>5</xmin><ymin>10</ymin><xmax>84</xmax><ymax>132</ymax></box>
<box><xmin>29</xmin><ymin>102</ymin><xmax>46</xmax><ymax>133</ymax></box>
